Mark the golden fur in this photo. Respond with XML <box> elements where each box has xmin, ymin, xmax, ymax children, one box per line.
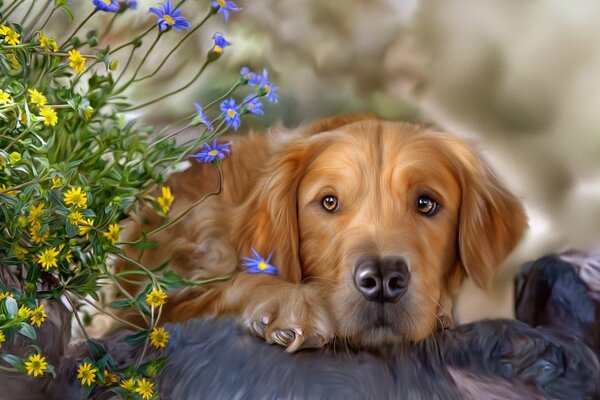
<box><xmin>118</xmin><ymin>115</ymin><xmax>527</xmax><ymax>351</ymax></box>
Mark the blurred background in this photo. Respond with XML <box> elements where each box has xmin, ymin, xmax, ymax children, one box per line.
<box><xmin>44</xmin><ymin>0</ymin><xmax>600</xmax><ymax>321</ymax></box>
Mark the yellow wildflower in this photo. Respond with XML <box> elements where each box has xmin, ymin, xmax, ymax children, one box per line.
<box><xmin>38</xmin><ymin>31</ymin><xmax>58</xmax><ymax>52</ymax></box>
<box><xmin>37</xmin><ymin>247</ymin><xmax>59</xmax><ymax>270</ymax></box>
<box><xmin>78</xmin><ymin>218</ymin><xmax>94</xmax><ymax>238</ymax></box>
<box><xmin>30</xmin><ymin>224</ymin><xmax>50</xmax><ymax>244</ymax></box>
<box><xmin>64</xmin><ymin>187</ymin><xmax>87</xmax><ymax>208</ymax></box>
<box><xmin>18</xmin><ymin>215</ymin><xmax>27</xmax><ymax>226</ymax></box>
<box><xmin>77</xmin><ymin>362</ymin><xmax>98</xmax><ymax>386</ymax></box>
<box><xmin>135</xmin><ymin>378</ymin><xmax>154</xmax><ymax>400</ymax></box>
<box><xmin>102</xmin><ymin>370</ymin><xmax>118</xmax><ymax>386</ymax></box>
<box><xmin>28</xmin><ymin>88</ymin><xmax>47</xmax><ymax>106</ymax></box>
<box><xmin>145</xmin><ymin>288</ymin><xmax>167</xmax><ymax>307</ymax></box>
<box><xmin>8</xmin><ymin>151</ymin><xmax>20</xmax><ymax>163</ymax></box>
<box><xmin>0</xmin><ymin>25</ymin><xmax>20</xmax><ymax>46</ymax></box>
<box><xmin>39</xmin><ymin>105</ymin><xmax>58</xmax><ymax>126</ymax></box>
<box><xmin>0</xmin><ymin>89</ymin><xmax>13</xmax><ymax>105</ymax></box>
<box><xmin>68</xmin><ymin>49</ymin><xmax>86</xmax><ymax>74</ymax></box>
<box><xmin>120</xmin><ymin>377</ymin><xmax>136</xmax><ymax>391</ymax></box>
<box><xmin>30</xmin><ymin>304</ymin><xmax>46</xmax><ymax>327</ymax></box>
<box><xmin>0</xmin><ymin>184</ymin><xmax>16</xmax><ymax>196</ymax></box>
<box><xmin>0</xmin><ymin>330</ymin><xmax>5</xmax><ymax>348</ymax></box>
<box><xmin>28</xmin><ymin>203</ymin><xmax>45</xmax><ymax>223</ymax></box>
<box><xmin>149</xmin><ymin>326</ymin><xmax>169</xmax><ymax>349</ymax></box>
<box><xmin>156</xmin><ymin>186</ymin><xmax>174</xmax><ymax>214</ymax></box>
<box><xmin>0</xmin><ymin>292</ymin><xmax>13</xmax><ymax>300</ymax></box>
<box><xmin>25</xmin><ymin>353</ymin><xmax>47</xmax><ymax>377</ymax></box>
<box><xmin>68</xmin><ymin>210</ymin><xmax>83</xmax><ymax>225</ymax></box>
<box><xmin>103</xmin><ymin>223</ymin><xmax>120</xmax><ymax>244</ymax></box>
<box><xmin>13</xmin><ymin>245</ymin><xmax>27</xmax><ymax>260</ymax></box>
<box><xmin>18</xmin><ymin>305</ymin><xmax>32</xmax><ymax>319</ymax></box>
<box><xmin>51</xmin><ymin>177</ymin><xmax>62</xmax><ymax>189</ymax></box>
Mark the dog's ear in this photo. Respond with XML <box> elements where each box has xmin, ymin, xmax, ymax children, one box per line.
<box><xmin>232</xmin><ymin>136</ymin><xmax>315</xmax><ymax>283</ymax></box>
<box><xmin>443</xmin><ymin>137</ymin><xmax>528</xmax><ymax>287</ymax></box>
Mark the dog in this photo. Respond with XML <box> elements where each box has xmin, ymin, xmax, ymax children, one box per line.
<box><xmin>119</xmin><ymin>115</ymin><xmax>527</xmax><ymax>351</ymax></box>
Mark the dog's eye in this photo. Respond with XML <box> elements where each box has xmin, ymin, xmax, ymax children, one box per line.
<box><xmin>321</xmin><ymin>195</ymin><xmax>339</xmax><ymax>212</ymax></box>
<box><xmin>417</xmin><ymin>196</ymin><xmax>440</xmax><ymax>216</ymax></box>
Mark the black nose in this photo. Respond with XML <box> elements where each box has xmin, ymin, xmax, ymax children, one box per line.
<box><xmin>353</xmin><ymin>256</ymin><xmax>410</xmax><ymax>303</ymax></box>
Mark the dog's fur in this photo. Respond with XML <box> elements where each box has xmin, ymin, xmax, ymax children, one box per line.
<box><xmin>119</xmin><ymin>115</ymin><xmax>527</xmax><ymax>350</ymax></box>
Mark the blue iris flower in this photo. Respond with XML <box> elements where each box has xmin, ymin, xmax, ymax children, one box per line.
<box><xmin>92</xmin><ymin>0</ymin><xmax>120</xmax><ymax>12</ymax></box>
<box><xmin>220</xmin><ymin>98</ymin><xmax>241</xmax><ymax>130</ymax></box>
<box><xmin>242</xmin><ymin>249</ymin><xmax>278</xmax><ymax>275</ymax></box>
<box><xmin>189</xmin><ymin>140</ymin><xmax>231</xmax><ymax>163</ymax></box>
<box><xmin>194</xmin><ymin>103</ymin><xmax>214</xmax><ymax>131</ymax></box>
<box><xmin>240</xmin><ymin>67</ymin><xmax>261</xmax><ymax>86</ymax></box>
<box><xmin>259</xmin><ymin>69</ymin><xmax>279</xmax><ymax>103</ymax></box>
<box><xmin>211</xmin><ymin>0</ymin><xmax>242</xmax><ymax>22</ymax></box>
<box><xmin>149</xmin><ymin>0</ymin><xmax>191</xmax><ymax>32</ymax></box>
<box><xmin>125</xmin><ymin>0</ymin><xmax>138</xmax><ymax>9</ymax></box>
<box><xmin>243</xmin><ymin>95</ymin><xmax>264</xmax><ymax>115</ymax></box>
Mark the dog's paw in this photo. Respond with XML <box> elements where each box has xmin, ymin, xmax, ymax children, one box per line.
<box><xmin>242</xmin><ymin>286</ymin><xmax>334</xmax><ymax>352</ymax></box>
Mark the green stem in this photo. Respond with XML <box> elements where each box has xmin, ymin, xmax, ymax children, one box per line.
<box><xmin>100</xmin><ymin>12</ymin><xmax>119</xmax><ymax>39</ymax></box>
<box><xmin>203</xmin><ymin>81</ymin><xmax>243</xmax><ymax>111</ymax></box>
<box><xmin>134</xmin><ymin>10</ymin><xmax>212</xmax><ymax>82</ymax></box>
<box><xmin>113</xmin><ymin>45</ymin><xmax>137</xmax><ymax>86</ymax></box>
<box><xmin>60</xmin><ymin>9</ymin><xmax>98</xmax><ymax>49</ymax></box>
<box><xmin>20</xmin><ymin>1</ymin><xmax>36</xmax><ymax>26</ymax></box>
<box><xmin>122</xmin><ymin>59</ymin><xmax>210</xmax><ymax>112</ymax></box>
<box><xmin>65</xmin><ymin>294</ymin><xmax>91</xmax><ymax>341</ymax></box>
<box><xmin>109</xmin><ymin>25</ymin><xmax>154</xmax><ymax>54</ymax></box>
<box><xmin>0</xmin><ymin>366</ymin><xmax>18</xmax><ymax>373</ymax></box>
<box><xmin>68</xmin><ymin>290</ymin><xmax>145</xmax><ymax>331</ymax></box>
<box><xmin>37</xmin><ymin>3</ymin><xmax>57</xmax><ymax>32</ymax></box>
<box><xmin>0</xmin><ymin>0</ymin><xmax>25</xmax><ymax>24</ymax></box>
<box><xmin>114</xmin><ymin>32</ymin><xmax>162</xmax><ymax>93</ymax></box>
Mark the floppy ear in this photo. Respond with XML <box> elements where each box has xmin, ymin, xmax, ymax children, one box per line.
<box><xmin>232</xmin><ymin>136</ymin><xmax>314</xmax><ymax>284</ymax></box>
<box><xmin>447</xmin><ymin>138</ymin><xmax>528</xmax><ymax>287</ymax></box>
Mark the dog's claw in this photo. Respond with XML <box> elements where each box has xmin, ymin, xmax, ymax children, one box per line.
<box><xmin>272</xmin><ymin>329</ymin><xmax>297</xmax><ymax>347</ymax></box>
<box><xmin>250</xmin><ymin>321</ymin><xmax>265</xmax><ymax>338</ymax></box>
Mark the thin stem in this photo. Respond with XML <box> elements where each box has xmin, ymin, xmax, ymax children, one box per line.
<box><xmin>60</xmin><ymin>9</ymin><xmax>98</xmax><ymax>49</ymax></box>
<box><xmin>65</xmin><ymin>294</ymin><xmax>91</xmax><ymax>341</ymax></box>
<box><xmin>20</xmin><ymin>1</ymin><xmax>36</xmax><ymax>26</ymax></box>
<box><xmin>203</xmin><ymin>81</ymin><xmax>243</xmax><ymax>111</ymax></box>
<box><xmin>37</xmin><ymin>4</ymin><xmax>57</xmax><ymax>32</ymax></box>
<box><xmin>69</xmin><ymin>290</ymin><xmax>145</xmax><ymax>331</ymax></box>
<box><xmin>148</xmin><ymin>123</ymin><xmax>192</xmax><ymax>148</ymax></box>
<box><xmin>0</xmin><ymin>0</ymin><xmax>25</xmax><ymax>24</ymax></box>
<box><xmin>134</xmin><ymin>10</ymin><xmax>212</xmax><ymax>82</ymax></box>
<box><xmin>113</xmin><ymin>46</ymin><xmax>137</xmax><ymax>86</ymax></box>
<box><xmin>0</xmin><ymin>366</ymin><xmax>18</xmax><ymax>373</ymax></box>
<box><xmin>114</xmin><ymin>253</ymin><xmax>157</xmax><ymax>283</ymax></box>
<box><xmin>123</xmin><ymin>59</ymin><xmax>210</xmax><ymax>112</ymax></box>
<box><xmin>114</xmin><ymin>32</ymin><xmax>162</xmax><ymax>93</ymax></box>
<box><xmin>100</xmin><ymin>12</ymin><xmax>119</xmax><ymax>39</ymax></box>
<box><xmin>109</xmin><ymin>25</ymin><xmax>154</xmax><ymax>54</ymax></box>
<box><xmin>102</xmin><ymin>264</ymin><xmax>150</xmax><ymax>325</ymax></box>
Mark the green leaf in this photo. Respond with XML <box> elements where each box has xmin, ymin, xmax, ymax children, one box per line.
<box><xmin>124</xmin><ymin>329</ymin><xmax>148</xmax><ymax>347</ymax></box>
<box><xmin>87</xmin><ymin>340</ymin><xmax>106</xmax><ymax>360</ymax></box>
<box><xmin>18</xmin><ymin>323</ymin><xmax>37</xmax><ymax>341</ymax></box>
<box><xmin>108</xmin><ymin>298</ymin><xmax>132</xmax><ymax>310</ymax></box>
<box><xmin>131</xmin><ymin>240</ymin><xmax>159</xmax><ymax>251</ymax></box>
<box><xmin>0</xmin><ymin>353</ymin><xmax>23</xmax><ymax>369</ymax></box>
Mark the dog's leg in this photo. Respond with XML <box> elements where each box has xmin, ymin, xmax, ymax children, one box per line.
<box><xmin>163</xmin><ymin>274</ymin><xmax>335</xmax><ymax>352</ymax></box>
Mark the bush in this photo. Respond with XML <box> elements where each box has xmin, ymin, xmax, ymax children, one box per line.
<box><xmin>0</xmin><ymin>0</ymin><xmax>277</xmax><ymax>398</ymax></box>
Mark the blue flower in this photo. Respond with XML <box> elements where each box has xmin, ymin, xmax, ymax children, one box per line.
<box><xmin>259</xmin><ymin>69</ymin><xmax>279</xmax><ymax>103</ymax></box>
<box><xmin>212</xmin><ymin>33</ymin><xmax>231</xmax><ymax>54</ymax></box>
<box><xmin>125</xmin><ymin>0</ymin><xmax>138</xmax><ymax>9</ymax></box>
<box><xmin>92</xmin><ymin>0</ymin><xmax>120</xmax><ymax>12</ymax></box>
<box><xmin>243</xmin><ymin>95</ymin><xmax>263</xmax><ymax>115</ymax></box>
<box><xmin>149</xmin><ymin>0</ymin><xmax>191</xmax><ymax>32</ymax></box>
<box><xmin>240</xmin><ymin>67</ymin><xmax>261</xmax><ymax>86</ymax></box>
<box><xmin>190</xmin><ymin>140</ymin><xmax>231</xmax><ymax>163</ymax></box>
<box><xmin>220</xmin><ymin>98</ymin><xmax>241</xmax><ymax>130</ymax></box>
<box><xmin>194</xmin><ymin>103</ymin><xmax>213</xmax><ymax>131</ymax></box>
<box><xmin>242</xmin><ymin>249</ymin><xmax>278</xmax><ymax>275</ymax></box>
<box><xmin>211</xmin><ymin>0</ymin><xmax>242</xmax><ymax>22</ymax></box>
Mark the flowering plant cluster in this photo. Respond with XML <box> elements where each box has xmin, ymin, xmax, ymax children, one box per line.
<box><xmin>0</xmin><ymin>0</ymin><xmax>277</xmax><ymax>398</ymax></box>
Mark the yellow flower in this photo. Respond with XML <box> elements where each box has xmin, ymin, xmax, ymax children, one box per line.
<box><xmin>39</xmin><ymin>106</ymin><xmax>58</xmax><ymax>126</ymax></box>
<box><xmin>0</xmin><ymin>89</ymin><xmax>13</xmax><ymax>105</ymax></box>
<box><xmin>28</xmin><ymin>88</ymin><xmax>48</xmax><ymax>106</ymax></box>
<box><xmin>77</xmin><ymin>362</ymin><xmax>98</xmax><ymax>386</ymax></box>
<box><xmin>83</xmin><ymin>106</ymin><xmax>95</xmax><ymax>120</ymax></box>
<box><xmin>13</xmin><ymin>245</ymin><xmax>27</xmax><ymax>260</ymax></box>
<box><xmin>102</xmin><ymin>370</ymin><xmax>118</xmax><ymax>386</ymax></box>
<box><xmin>0</xmin><ymin>184</ymin><xmax>16</xmax><ymax>196</ymax></box>
<box><xmin>38</xmin><ymin>31</ymin><xmax>58</xmax><ymax>52</ymax></box>
<box><xmin>37</xmin><ymin>247</ymin><xmax>59</xmax><ymax>270</ymax></box>
<box><xmin>145</xmin><ymin>288</ymin><xmax>167</xmax><ymax>307</ymax></box>
<box><xmin>120</xmin><ymin>377</ymin><xmax>136</xmax><ymax>391</ymax></box>
<box><xmin>149</xmin><ymin>327</ymin><xmax>169</xmax><ymax>349</ymax></box>
<box><xmin>0</xmin><ymin>25</ymin><xmax>20</xmax><ymax>46</ymax></box>
<box><xmin>68</xmin><ymin>49</ymin><xmax>86</xmax><ymax>74</ymax></box>
<box><xmin>64</xmin><ymin>187</ymin><xmax>87</xmax><ymax>208</ymax></box>
<box><xmin>9</xmin><ymin>151</ymin><xmax>20</xmax><ymax>163</ymax></box>
<box><xmin>51</xmin><ymin>177</ymin><xmax>62</xmax><ymax>189</ymax></box>
<box><xmin>0</xmin><ymin>330</ymin><xmax>5</xmax><ymax>348</ymax></box>
<box><xmin>103</xmin><ymin>223</ymin><xmax>120</xmax><ymax>244</ymax></box>
<box><xmin>78</xmin><ymin>218</ymin><xmax>94</xmax><ymax>238</ymax></box>
<box><xmin>68</xmin><ymin>210</ymin><xmax>83</xmax><ymax>225</ymax></box>
<box><xmin>29</xmin><ymin>224</ymin><xmax>49</xmax><ymax>244</ymax></box>
<box><xmin>28</xmin><ymin>203</ymin><xmax>45</xmax><ymax>223</ymax></box>
<box><xmin>25</xmin><ymin>353</ymin><xmax>47</xmax><ymax>377</ymax></box>
<box><xmin>156</xmin><ymin>186</ymin><xmax>174</xmax><ymax>214</ymax></box>
<box><xmin>18</xmin><ymin>215</ymin><xmax>27</xmax><ymax>226</ymax></box>
<box><xmin>18</xmin><ymin>305</ymin><xmax>32</xmax><ymax>319</ymax></box>
<box><xmin>135</xmin><ymin>378</ymin><xmax>154</xmax><ymax>400</ymax></box>
<box><xmin>0</xmin><ymin>292</ymin><xmax>13</xmax><ymax>300</ymax></box>
<box><xmin>30</xmin><ymin>304</ymin><xmax>46</xmax><ymax>327</ymax></box>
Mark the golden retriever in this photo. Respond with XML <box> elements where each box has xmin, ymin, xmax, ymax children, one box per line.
<box><xmin>119</xmin><ymin>115</ymin><xmax>527</xmax><ymax>352</ymax></box>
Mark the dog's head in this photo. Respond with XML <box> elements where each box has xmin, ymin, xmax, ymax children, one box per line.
<box><xmin>236</xmin><ymin>118</ymin><xmax>527</xmax><ymax>346</ymax></box>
